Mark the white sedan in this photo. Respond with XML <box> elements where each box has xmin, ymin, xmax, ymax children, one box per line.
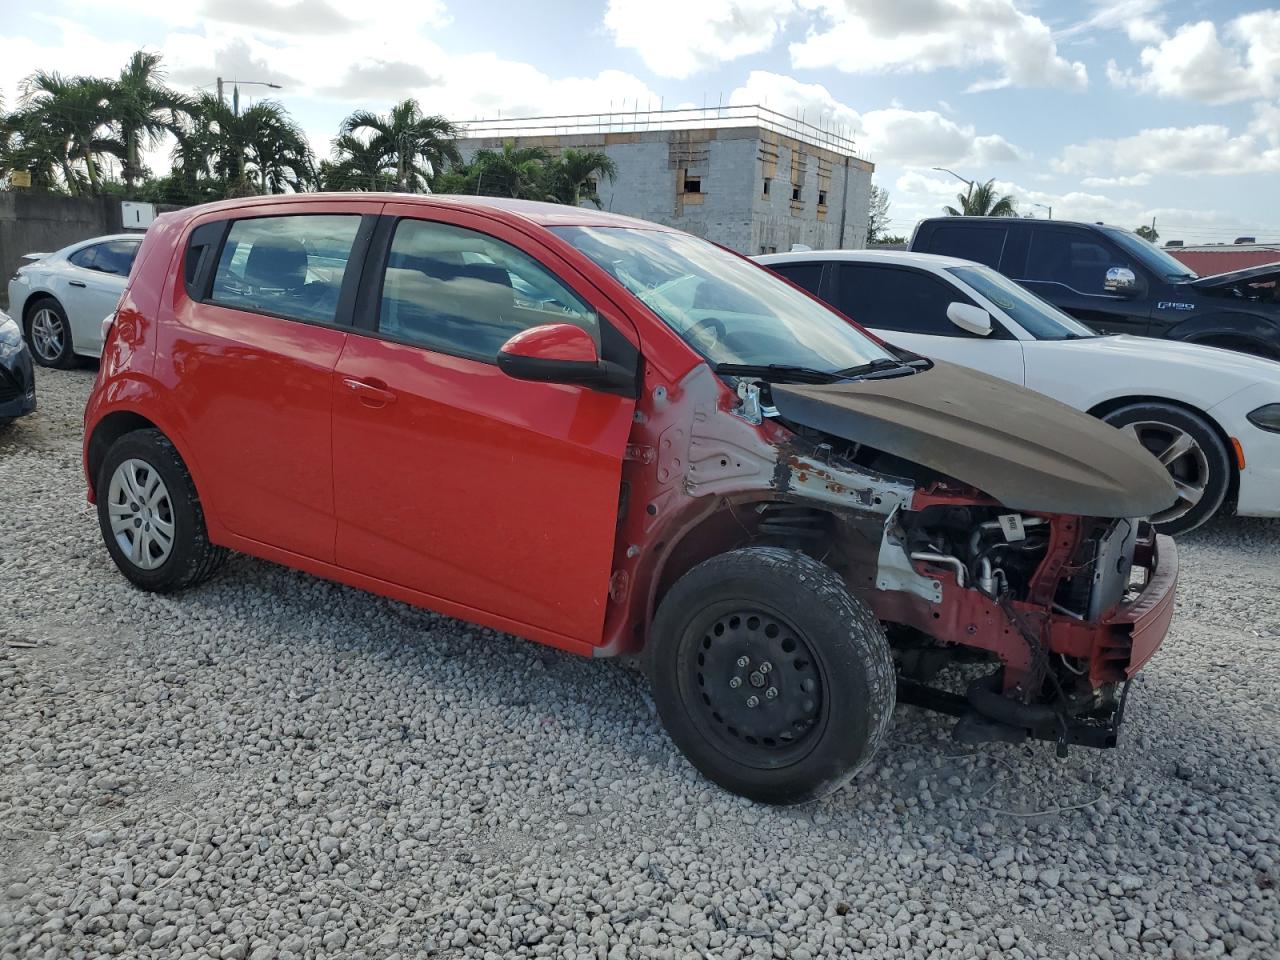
<box><xmin>757</xmin><ymin>249</ymin><xmax>1280</xmax><ymax>535</ymax></box>
<box><xmin>7</xmin><ymin>233</ymin><xmax>143</xmax><ymax>368</ymax></box>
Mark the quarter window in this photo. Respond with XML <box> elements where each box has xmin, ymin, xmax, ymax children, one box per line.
<box><xmin>377</xmin><ymin>219</ymin><xmax>598</xmax><ymax>362</ymax></box>
<box><xmin>68</xmin><ymin>245</ymin><xmax>99</xmax><ymax>270</ymax></box>
<box><xmin>834</xmin><ymin>263</ymin><xmax>982</xmax><ymax>336</ymax></box>
<box><xmin>209</xmin><ymin>215</ymin><xmax>362</xmax><ymax>324</ymax></box>
<box><xmin>1025</xmin><ymin>230</ymin><xmax>1132</xmax><ymax>294</ymax></box>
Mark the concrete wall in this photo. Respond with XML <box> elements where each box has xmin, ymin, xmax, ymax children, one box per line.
<box><xmin>0</xmin><ymin>193</ymin><xmax>177</xmax><ymax>310</ymax></box>
<box><xmin>455</xmin><ymin>126</ymin><xmax>873</xmax><ymax>255</ymax></box>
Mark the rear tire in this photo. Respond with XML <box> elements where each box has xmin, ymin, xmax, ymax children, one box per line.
<box><xmin>96</xmin><ymin>428</ymin><xmax>227</xmax><ymax>592</ymax></box>
<box><xmin>1100</xmin><ymin>402</ymin><xmax>1230</xmax><ymax>536</ymax></box>
<box><xmin>648</xmin><ymin>547</ymin><xmax>894</xmax><ymax>805</ymax></box>
<box><xmin>24</xmin><ymin>297</ymin><xmax>76</xmax><ymax>369</ymax></box>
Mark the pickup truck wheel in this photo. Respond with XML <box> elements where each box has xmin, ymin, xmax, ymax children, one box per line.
<box><xmin>1101</xmin><ymin>403</ymin><xmax>1230</xmax><ymax>535</ymax></box>
<box><xmin>96</xmin><ymin>428</ymin><xmax>227</xmax><ymax>592</ymax></box>
<box><xmin>649</xmin><ymin>547</ymin><xmax>894</xmax><ymax>805</ymax></box>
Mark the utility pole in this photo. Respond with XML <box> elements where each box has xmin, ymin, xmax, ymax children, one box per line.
<box><xmin>932</xmin><ymin>167</ymin><xmax>975</xmax><ymax>207</ymax></box>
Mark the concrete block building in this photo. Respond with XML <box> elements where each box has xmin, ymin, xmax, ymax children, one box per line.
<box><xmin>454</xmin><ymin>106</ymin><xmax>874</xmax><ymax>255</ymax></box>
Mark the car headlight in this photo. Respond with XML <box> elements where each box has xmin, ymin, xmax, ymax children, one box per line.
<box><xmin>1247</xmin><ymin>403</ymin><xmax>1280</xmax><ymax>434</ymax></box>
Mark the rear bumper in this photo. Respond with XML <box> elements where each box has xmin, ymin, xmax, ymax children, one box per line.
<box><xmin>0</xmin><ymin>348</ymin><xmax>36</xmax><ymax>421</ymax></box>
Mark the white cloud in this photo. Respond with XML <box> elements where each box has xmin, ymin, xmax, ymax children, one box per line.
<box><xmin>1066</xmin><ymin>0</ymin><xmax>1166</xmax><ymax>45</ymax></box>
<box><xmin>859</xmin><ymin>108</ymin><xmax>1026</xmax><ymax>166</ymax></box>
<box><xmin>728</xmin><ymin>71</ymin><xmax>859</xmax><ymax>130</ymax></box>
<box><xmin>1055</xmin><ymin>124</ymin><xmax>1280</xmax><ymax>177</ymax></box>
<box><xmin>603</xmin><ymin>0</ymin><xmax>791</xmax><ymax>78</ymax></box>
<box><xmin>728</xmin><ymin>71</ymin><xmax>1025</xmax><ymax>167</ymax></box>
<box><xmin>790</xmin><ymin>0</ymin><xmax>1087</xmax><ymax>91</ymax></box>
<box><xmin>1109</xmin><ymin>13</ymin><xmax>1280</xmax><ymax>104</ymax></box>
<box><xmin>1081</xmin><ymin>173</ymin><xmax>1152</xmax><ymax>188</ymax></box>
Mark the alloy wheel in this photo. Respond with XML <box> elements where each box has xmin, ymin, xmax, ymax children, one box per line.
<box><xmin>1120</xmin><ymin>420</ymin><xmax>1210</xmax><ymax>525</ymax></box>
<box><xmin>30</xmin><ymin>308</ymin><xmax>65</xmax><ymax>362</ymax></box>
<box><xmin>106</xmin><ymin>459</ymin><xmax>176</xmax><ymax>570</ymax></box>
<box><xmin>687</xmin><ymin>607</ymin><xmax>825</xmax><ymax>767</ymax></box>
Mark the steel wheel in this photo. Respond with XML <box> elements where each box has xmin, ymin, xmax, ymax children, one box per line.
<box><xmin>106</xmin><ymin>458</ymin><xmax>176</xmax><ymax>571</ymax></box>
<box><xmin>1119</xmin><ymin>420</ymin><xmax>1209</xmax><ymax>525</ymax></box>
<box><xmin>686</xmin><ymin>604</ymin><xmax>826</xmax><ymax>769</ymax></box>
<box><xmin>30</xmin><ymin>308</ymin><xmax>65</xmax><ymax>363</ymax></box>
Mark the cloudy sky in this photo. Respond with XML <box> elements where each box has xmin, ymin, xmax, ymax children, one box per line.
<box><xmin>3</xmin><ymin>0</ymin><xmax>1279</xmax><ymax>243</ymax></box>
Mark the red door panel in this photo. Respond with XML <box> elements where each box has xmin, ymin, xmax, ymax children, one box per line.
<box><xmin>160</xmin><ymin>301</ymin><xmax>347</xmax><ymax>560</ymax></box>
<box><xmin>332</xmin><ymin>334</ymin><xmax>634</xmax><ymax>644</ymax></box>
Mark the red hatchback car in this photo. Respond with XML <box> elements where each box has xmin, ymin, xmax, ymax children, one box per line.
<box><xmin>85</xmin><ymin>194</ymin><xmax>1179</xmax><ymax>804</ymax></box>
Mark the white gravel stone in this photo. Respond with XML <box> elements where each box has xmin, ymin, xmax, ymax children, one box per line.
<box><xmin>1</xmin><ymin>366</ymin><xmax>1277</xmax><ymax>960</ymax></box>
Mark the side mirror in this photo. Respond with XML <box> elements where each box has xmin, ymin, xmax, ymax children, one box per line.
<box><xmin>497</xmin><ymin>323</ymin><xmax>635</xmax><ymax>394</ymax></box>
<box><xmin>946</xmin><ymin>301</ymin><xmax>993</xmax><ymax>337</ymax></box>
<box><xmin>1105</xmin><ymin>266</ymin><xmax>1139</xmax><ymax>297</ymax></box>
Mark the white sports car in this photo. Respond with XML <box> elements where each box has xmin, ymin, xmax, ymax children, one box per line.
<box><xmin>757</xmin><ymin>249</ymin><xmax>1280</xmax><ymax>535</ymax></box>
<box><xmin>7</xmin><ymin>233</ymin><xmax>143</xmax><ymax>368</ymax></box>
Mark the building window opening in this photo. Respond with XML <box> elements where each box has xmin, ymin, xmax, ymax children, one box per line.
<box><xmin>762</xmin><ymin>178</ymin><xmax>771</xmax><ymax>197</ymax></box>
<box><xmin>791</xmin><ymin>184</ymin><xmax>802</xmax><ymax>202</ymax></box>
<box><xmin>683</xmin><ymin>174</ymin><xmax>702</xmax><ymax>194</ymax></box>
<box><xmin>818</xmin><ymin>190</ymin><xmax>828</xmax><ymax>206</ymax></box>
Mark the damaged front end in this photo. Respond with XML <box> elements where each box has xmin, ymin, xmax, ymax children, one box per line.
<box><xmin>610</xmin><ymin>359</ymin><xmax>1179</xmax><ymax>757</ymax></box>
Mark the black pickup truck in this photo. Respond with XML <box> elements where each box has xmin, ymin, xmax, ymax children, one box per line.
<box><xmin>909</xmin><ymin>217</ymin><xmax>1280</xmax><ymax>360</ymax></box>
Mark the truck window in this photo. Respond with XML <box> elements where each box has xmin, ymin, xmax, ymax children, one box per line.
<box><xmin>1025</xmin><ymin>230</ymin><xmax>1133</xmax><ymax>295</ymax></box>
<box><xmin>923</xmin><ymin>224</ymin><xmax>1006</xmax><ymax>269</ymax></box>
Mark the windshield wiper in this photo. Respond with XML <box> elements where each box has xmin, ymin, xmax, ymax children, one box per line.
<box><xmin>713</xmin><ymin>362</ymin><xmax>850</xmax><ymax>384</ymax></box>
<box><xmin>835</xmin><ymin>357</ymin><xmax>928</xmax><ymax>380</ymax></box>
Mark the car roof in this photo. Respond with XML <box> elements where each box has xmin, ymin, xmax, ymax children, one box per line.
<box><xmin>756</xmin><ymin>249</ymin><xmax>976</xmax><ymax>270</ymax></box>
<box><xmin>170</xmin><ymin>192</ymin><xmax>674</xmax><ymax>233</ymax></box>
<box><xmin>916</xmin><ymin>215</ymin><xmax>1129</xmax><ymax>232</ymax></box>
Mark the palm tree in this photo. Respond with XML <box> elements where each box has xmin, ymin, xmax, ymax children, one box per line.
<box><xmin>105</xmin><ymin>51</ymin><xmax>190</xmax><ymax>193</ymax></box>
<box><xmin>322</xmin><ymin>133</ymin><xmax>399</xmax><ymax>191</ymax></box>
<box><xmin>242</xmin><ymin>102</ymin><xmax>314</xmax><ymax>193</ymax></box>
<box><xmin>339</xmin><ymin>99</ymin><xmax>460</xmax><ymax>192</ymax></box>
<box><xmin>469</xmin><ymin>141</ymin><xmax>554</xmax><ymax>200</ymax></box>
<box><xmin>944</xmin><ymin>179</ymin><xmax>1018</xmax><ymax>217</ymax></box>
<box><xmin>552</xmin><ymin>149</ymin><xmax>617</xmax><ymax>207</ymax></box>
<box><xmin>14</xmin><ymin>71</ymin><xmax>114</xmax><ymax>193</ymax></box>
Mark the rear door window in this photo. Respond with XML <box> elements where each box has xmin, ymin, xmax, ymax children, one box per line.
<box><xmin>209</xmin><ymin>215</ymin><xmax>362</xmax><ymax>325</ymax></box>
<box><xmin>94</xmin><ymin>240</ymin><xmax>141</xmax><ymax>276</ymax></box>
<box><xmin>1025</xmin><ymin>230</ymin><xmax>1133</xmax><ymax>295</ymax></box>
<box><xmin>768</xmin><ymin>262</ymin><xmax>825</xmax><ymax>297</ymax></box>
<box><xmin>833</xmin><ymin>263</ymin><xmax>980</xmax><ymax>336</ymax></box>
<box><xmin>376</xmin><ymin>219</ymin><xmax>598</xmax><ymax>362</ymax></box>
<box><xmin>923</xmin><ymin>224</ymin><xmax>1007</xmax><ymax>269</ymax></box>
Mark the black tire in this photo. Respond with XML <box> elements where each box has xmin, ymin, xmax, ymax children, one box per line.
<box><xmin>1100</xmin><ymin>402</ymin><xmax>1231</xmax><ymax>536</ymax></box>
<box><xmin>648</xmin><ymin>547</ymin><xmax>894</xmax><ymax>805</ymax></box>
<box><xmin>96</xmin><ymin>428</ymin><xmax>227</xmax><ymax>592</ymax></box>
<box><xmin>24</xmin><ymin>297</ymin><xmax>76</xmax><ymax>369</ymax></box>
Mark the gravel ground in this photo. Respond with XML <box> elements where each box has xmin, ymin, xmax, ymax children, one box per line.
<box><xmin>1</xmin><ymin>365</ymin><xmax>1277</xmax><ymax>960</ymax></box>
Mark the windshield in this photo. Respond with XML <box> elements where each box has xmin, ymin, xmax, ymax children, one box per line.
<box><xmin>551</xmin><ymin>226</ymin><xmax>895</xmax><ymax>373</ymax></box>
<box><xmin>1104</xmin><ymin>228</ymin><xmax>1198</xmax><ymax>280</ymax></box>
<box><xmin>948</xmin><ymin>264</ymin><xmax>1098</xmax><ymax>341</ymax></box>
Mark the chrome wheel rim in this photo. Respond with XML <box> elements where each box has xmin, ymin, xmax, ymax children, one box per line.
<box><xmin>106</xmin><ymin>459</ymin><xmax>176</xmax><ymax>570</ymax></box>
<box><xmin>1120</xmin><ymin>421</ymin><xmax>1210</xmax><ymax>524</ymax></box>
<box><xmin>30</xmin><ymin>308</ymin><xmax>65</xmax><ymax>362</ymax></box>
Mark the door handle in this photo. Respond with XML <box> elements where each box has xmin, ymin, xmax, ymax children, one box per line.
<box><xmin>342</xmin><ymin>377</ymin><xmax>396</xmax><ymax>407</ymax></box>
<box><xmin>69</xmin><ymin>280</ymin><xmax>87</xmax><ymax>288</ymax></box>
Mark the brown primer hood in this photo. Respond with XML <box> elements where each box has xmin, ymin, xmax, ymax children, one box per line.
<box><xmin>771</xmin><ymin>360</ymin><xmax>1177</xmax><ymax>518</ymax></box>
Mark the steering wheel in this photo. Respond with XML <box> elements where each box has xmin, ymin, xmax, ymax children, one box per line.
<box><xmin>684</xmin><ymin>315</ymin><xmax>727</xmax><ymax>353</ymax></box>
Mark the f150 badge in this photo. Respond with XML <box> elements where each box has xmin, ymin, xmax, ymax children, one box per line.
<box><xmin>1157</xmin><ymin>301</ymin><xmax>1195</xmax><ymax>311</ymax></box>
